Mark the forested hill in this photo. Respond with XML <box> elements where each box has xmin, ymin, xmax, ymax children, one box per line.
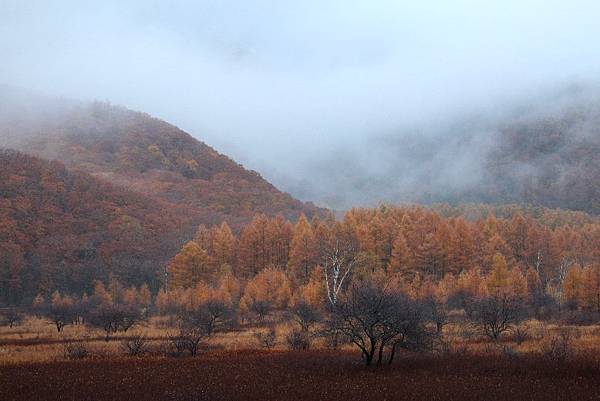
<box><xmin>0</xmin><ymin>149</ymin><xmax>195</xmax><ymax>303</ymax></box>
<box><xmin>0</xmin><ymin>89</ymin><xmax>325</xmax><ymax>229</ymax></box>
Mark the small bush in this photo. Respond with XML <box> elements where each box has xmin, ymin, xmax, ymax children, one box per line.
<box><xmin>160</xmin><ymin>337</ymin><xmax>185</xmax><ymax>358</ymax></box>
<box><xmin>433</xmin><ymin>329</ymin><xmax>468</xmax><ymax>356</ymax></box>
<box><xmin>285</xmin><ymin>330</ymin><xmax>311</xmax><ymax>351</ymax></box>
<box><xmin>254</xmin><ymin>328</ymin><xmax>277</xmax><ymax>349</ymax></box>
<box><xmin>166</xmin><ymin>332</ymin><xmax>196</xmax><ymax>357</ymax></box>
<box><xmin>63</xmin><ymin>342</ymin><xmax>89</xmax><ymax>360</ymax></box>
<box><xmin>541</xmin><ymin>328</ymin><xmax>577</xmax><ymax>362</ymax></box>
<box><xmin>514</xmin><ymin>327</ymin><xmax>529</xmax><ymax>345</ymax></box>
<box><xmin>121</xmin><ymin>333</ymin><xmax>148</xmax><ymax>356</ymax></box>
<box><xmin>502</xmin><ymin>345</ymin><xmax>519</xmax><ymax>360</ymax></box>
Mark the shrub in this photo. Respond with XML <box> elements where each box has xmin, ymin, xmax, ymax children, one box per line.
<box><xmin>541</xmin><ymin>328</ymin><xmax>577</xmax><ymax>362</ymax></box>
<box><xmin>514</xmin><ymin>327</ymin><xmax>529</xmax><ymax>345</ymax></box>
<box><xmin>285</xmin><ymin>330</ymin><xmax>311</xmax><ymax>351</ymax></box>
<box><xmin>63</xmin><ymin>342</ymin><xmax>89</xmax><ymax>360</ymax></box>
<box><xmin>502</xmin><ymin>345</ymin><xmax>519</xmax><ymax>360</ymax></box>
<box><xmin>164</xmin><ymin>333</ymin><xmax>189</xmax><ymax>357</ymax></box>
<box><xmin>165</xmin><ymin>300</ymin><xmax>237</xmax><ymax>357</ymax></box>
<box><xmin>168</xmin><ymin>328</ymin><xmax>204</xmax><ymax>356</ymax></box>
<box><xmin>254</xmin><ymin>328</ymin><xmax>277</xmax><ymax>349</ymax></box>
<box><xmin>121</xmin><ymin>333</ymin><xmax>148</xmax><ymax>356</ymax></box>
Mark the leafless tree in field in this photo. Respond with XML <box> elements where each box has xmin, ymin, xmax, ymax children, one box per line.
<box><xmin>328</xmin><ymin>276</ymin><xmax>433</xmax><ymax>366</ymax></box>
<box><xmin>289</xmin><ymin>301</ymin><xmax>321</xmax><ymax>332</ymax></box>
<box><xmin>36</xmin><ymin>302</ymin><xmax>77</xmax><ymax>332</ymax></box>
<box><xmin>469</xmin><ymin>295</ymin><xmax>525</xmax><ymax>341</ymax></box>
<box><xmin>0</xmin><ymin>308</ymin><xmax>23</xmax><ymax>328</ymax></box>
<box><xmin>171</xmin><ymin>300</ymin><xmax>236</xmax><ymax>356</ymax></box>
<box><xmin>88</xmin><ymin>304</ymin><xmax>142</xmax><ymax>340</ymax></box>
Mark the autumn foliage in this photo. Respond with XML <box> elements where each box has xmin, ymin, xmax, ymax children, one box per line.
<box><xmin>160</xmin><ymin>205</ymin><xmax>599</xmax><ymax>324</ymax></box>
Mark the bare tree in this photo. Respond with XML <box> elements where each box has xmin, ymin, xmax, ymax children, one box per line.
<box><xmin>88</xmin><ymin>304</ymin><xmax>142</xmax><ymax>340</ymax></box>
<box><xmin>247</xmin><ymin>299</ymin><xmax>273</xmax><ymax>323</ymax></box>
<box><xmin>172</xmin><ymin>300</ymin><xmax>236</xmax><ymax>356</ymax></box>
<box><xmin>289</xmin><ymin>301</ymin><xmax>321</xmax><ymax>332</ymax></box>
<box><xmin>184</xmin><ymin>300</ymin><xmax>236</xmax><ymax>337</ymax></box>
<box><xmin>0</xmin><ymin>308</ymin><xmax>23</xmax><ymax>328</ymax></box>
<box><xmin>469</xmin><ymin>295</ymin><xmax>525</xmax><ymax>341</ymax></box>
<box><xmin>36</xmin><ymin>301</ymin><xmax>77</xmax><ymax>332</ymax></box>
<box><xmin>424</xmin><ymin>295</ymin><xmax>448</xmax><ymax>334</ymax></box>
<box><xmin>328</xmin><ymin>276</ymin><xmax>432</xmax><ymax>366</ymax></box>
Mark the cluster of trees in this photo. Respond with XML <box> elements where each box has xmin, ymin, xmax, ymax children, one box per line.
<box><xmin>30</xmin><ymin>276</ymin><xmax>151</xmax><ymax>339</ymax></box>
<box><xmin>166</xmin><ymin>206</ymin><xmax>600</xmax><ymax>313</ymax></box>
<box><xmin>3</xmin><ymin>201</ymin><xmax>598</xmax><ymax>314</ymax></box>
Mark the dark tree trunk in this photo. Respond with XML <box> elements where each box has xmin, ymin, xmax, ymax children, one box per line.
<box><xmin>388</xmin><ymin>343</ymin><xmax>398</xmax><ymax>365</ymax></box>
<box><xmin>377</xmin><ymin>342</ymin><xmax>386</xmax><ymax>365</ymax></box>
<box><xmin>365</xmin><ymin>340</ymin><xmax>376</xmax><ymax>366</ymax></box>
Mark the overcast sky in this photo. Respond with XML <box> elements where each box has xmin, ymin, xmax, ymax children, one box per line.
<box><xmin>2</xmin><ymin>0</ymin><xmax>600</xmax><ymax>204</ymax></box>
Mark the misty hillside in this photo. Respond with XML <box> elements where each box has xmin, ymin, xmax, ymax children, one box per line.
<box><xmin>0</xmin><ymin>88</ymin><xmax>325</xmax><ymax>229</ymax></box>
<box><xmin>298</xmin><ymin>85</ymin><xmax>600</xmax><ymax>214</ymax></box>
<box><xmin>0</xmin><ymin>149</ymin><xmax>197</xmax><ymax>300</ymax></box>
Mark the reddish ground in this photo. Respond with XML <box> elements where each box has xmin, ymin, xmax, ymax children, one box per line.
<box><xmin>1</xmin><ymin>350</ymin><xmax>599</xmax><ymax>401</ymax></box>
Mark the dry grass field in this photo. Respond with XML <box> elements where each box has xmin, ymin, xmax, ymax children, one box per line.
<box><xmin>2</xmin><ymin>317</ymin><xmax>600</xmax><ymax>401</ymax></box>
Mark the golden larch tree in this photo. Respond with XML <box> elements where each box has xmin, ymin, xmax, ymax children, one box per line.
<box><xmin>168</xmin><ymin>241</ymin><xmax>214</xmax><ymax>288</ymax></box>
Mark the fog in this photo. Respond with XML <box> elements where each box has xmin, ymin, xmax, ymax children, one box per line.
<box><xmin>2</xmin><ymin>0</ymin><xmax>600</xmax><ymax>208</ymax></box>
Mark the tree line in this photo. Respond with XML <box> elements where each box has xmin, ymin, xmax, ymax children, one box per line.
<box><xmin>166</xmin><ymin>206</ymin><xmax>600</xmax><ymax>312</ymax></box>
<box><xmin>2</xmin><ymin>205</ymin><xmax>599</xmax><ymax>364</ymax></box>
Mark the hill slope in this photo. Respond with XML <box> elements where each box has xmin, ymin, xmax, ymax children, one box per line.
<box><xmin>0</xmin><ymin>89</ymin><xmax>324</xmax><ymax>229</ymax></box>
<box><xmin>0</xmin><ymin>149</ymin><xmax>196</xmax><ymax>303</ymax></box>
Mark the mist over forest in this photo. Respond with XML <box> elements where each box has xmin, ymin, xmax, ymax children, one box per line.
<box><xmin>2</xmin><ymin>1</ymin><xmax>600</xmax><ymax>211</ymax></box>
<box><xmin>3</xmin><ymin>3</ymin><xmax>600</xmax><ymax>399</ymax></box>
<box><xmin>292</xmin><ymin>84</ymin><xmax>600</xmax><ymax>211</ymax></box>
